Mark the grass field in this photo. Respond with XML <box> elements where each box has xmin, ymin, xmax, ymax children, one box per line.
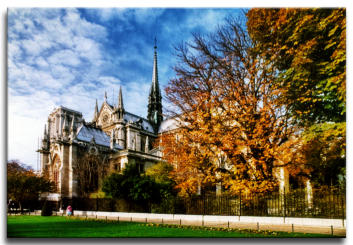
<box><xmin>7</xmin><ymin>215</ymin><xmax>338</xmax><ymax>238</ymax></box>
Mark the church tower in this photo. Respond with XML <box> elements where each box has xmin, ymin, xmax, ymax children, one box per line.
<box><xmin>147</xmin><ymin>39</ymin><xmax>163</xmax><ymax>132</ymax></box>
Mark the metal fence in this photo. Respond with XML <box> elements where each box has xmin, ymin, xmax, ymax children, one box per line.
<box><xmin>183</xmin><ymin>189</ymin><xmax>345</xmax><ymax>219</ymax></box>
<box><xmin>59</xmin><ymin>188</ymin><xmax>345</xmax><ymax>219</ymax></box>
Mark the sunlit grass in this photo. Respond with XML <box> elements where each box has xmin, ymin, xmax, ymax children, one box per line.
<box><xmin>7</xmin><ymin>215</ymin><xmax>338</xmax><ymax>238</ymax></box>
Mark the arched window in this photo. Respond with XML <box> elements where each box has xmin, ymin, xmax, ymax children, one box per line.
<box><xmin>52</xmin><ymin>155</ymin><xmax>61</xmax><ymax>192</ymax></box>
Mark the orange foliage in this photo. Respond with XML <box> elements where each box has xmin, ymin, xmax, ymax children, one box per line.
<box><xmin>247</xmin><ymin>8</ymin><xmax>346</xmax><ymax>124</ymax></box>
<box><xmin>160</xmin><ymin>19</ymin><xmax>305</xmax><ymax>196</ymax></box>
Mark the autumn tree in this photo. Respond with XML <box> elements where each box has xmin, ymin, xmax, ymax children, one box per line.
<box><xmin>161</xmin><ymin>17</ymin><xmax>300</xmax><ymax>196</ymax></box>
<box><xmin>7</xmin><ymin>160</ymin><xmax>53</xmax><ymax>212</ymax></box>
<box><xmin>160</xmin><ymin>132</ymin><xmax>210</xmax><ymax>196</ymax></box>
<box><xmin>246</xmin><ymin>8</ymin><xmax>346</xmax><ymax>125</ymax></box>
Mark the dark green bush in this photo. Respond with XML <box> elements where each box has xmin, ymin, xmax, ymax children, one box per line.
<box><xmin>41</xmin><ymin>200</ymin><xmax>52</xmax><ymax>216</ymax></box>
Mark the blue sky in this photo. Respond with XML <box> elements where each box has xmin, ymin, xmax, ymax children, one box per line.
<box><xmin>7</xmin><ymin>8</ymin><xmax>245</xmax><ymax>169</ymax></box>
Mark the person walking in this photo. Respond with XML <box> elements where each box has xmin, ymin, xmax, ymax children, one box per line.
<box><xmin>66</xmin><ymin>205</ymin><xmax>73</xmax><ymax>216</ymax></box>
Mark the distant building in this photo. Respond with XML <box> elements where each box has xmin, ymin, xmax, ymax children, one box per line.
<box><xmin>38</xmin><ymin>44</ymin><xmax>175</xmax><ymax>198</ymax></box>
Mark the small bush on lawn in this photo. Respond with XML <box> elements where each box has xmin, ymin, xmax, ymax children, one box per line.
<box><xmin>41</xmin><ymin>201</ymin><xmax>52</xmax><ymax>216</ymax></box>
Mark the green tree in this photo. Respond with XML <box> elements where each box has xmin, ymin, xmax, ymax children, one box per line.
<box><xmin>247</xmin><ymin>8</ymin><xmax>346</xmax><ymax>125</ymax></box>
<box><xmin>102</xmin><ymin>163</ymin><xmax>163</xmax><ymax>209</ymax></box>
<box><xmin>145</xmin><ymin>161</ymin><xmax>174</xmax><ymax>185</ymax></box>
<box><xmin>299</xmin><ymin>122</ymin><xmax>346</xmax><ymax>188</ymax></box>
<box><xmin>145</xmin><ymin>161</ymin><xmax>178</xmax><ymax>212</ymax></box>
<box><xmin>7</xmin><ymin>160</ymin><xmax>53</xmax><ymax>212</ymax></box>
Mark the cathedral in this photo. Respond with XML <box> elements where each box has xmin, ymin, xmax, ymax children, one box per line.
<box><xmin>38</xmin><ymin>44</ymin><xmax>177</xmax><ymax>199</ymax></box>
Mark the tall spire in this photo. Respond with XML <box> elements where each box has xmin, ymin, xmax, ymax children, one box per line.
<box><xmin>117</xmin><ymin>86</ymin><xmax>124</xmax><ymax>110</ymax></box>
<box><xmin>116</xmin><ymin>86</ymin><xmax>125</xmax><ymax>120</ymax></box>
<box><xmin>151</xmin><ymin>37</ymin><xmax>159</xmax><ymax>96</ymax></box>
<box><xmin>93</xmin><ymin>99</ymin><xmax>99</xmax><ymax>122</ymax></box>
<box><xmin>148</xmin><ymin>39</ymin><xmax>163</xmax><ymax>132</ymax></box>
<box><xmin>44</xmin><ymin>124</ymin><xmax>47</xmax><ymax>137</ymax></box>
<box><xmin>104</xmin><ymin>91</ymin><xmax>107</xmax><ymax>102</ymax></box>
<box><xmin>42</xmin><ymin>124</ymin><xmax>49</xmax><ymax>150</ymax></box>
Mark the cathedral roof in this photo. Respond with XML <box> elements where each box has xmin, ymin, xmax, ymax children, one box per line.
<box><xmin>50</xmin><ymin>105</ymin><xmax>82</xmax><ymax>117</ymax></box>
<box><xmin>158</xmin><ymin>116</ymin><xmax>180</xmax><ymax>133</ymax></box>
<box><xmin>76</xmin><ymin>124</ymin><xmax>122</xmax><ymax>149</ymax></box>
<box><xmin>124</xmin><ymin>112</ymin><xmax>154</xmax><ymax>133</ymax></box>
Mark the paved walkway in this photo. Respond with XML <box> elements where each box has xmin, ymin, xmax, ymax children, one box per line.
<box><xmin>53</xmin><ymin>212</ymin><xmax>346</xmax><ymax>237</ymax></box>
<box><xmin>16</xmin><ymin>211</ymin><xmax>345</xmax><ymax>237</ymax></box>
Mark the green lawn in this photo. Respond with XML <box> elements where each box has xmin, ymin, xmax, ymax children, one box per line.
<box><xmin>7</xmin><ymin>215</ymin><xmax>337</xmax><ymax>238</ymax></box>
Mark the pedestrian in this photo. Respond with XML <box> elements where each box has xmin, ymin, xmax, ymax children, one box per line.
<box><xmin>66</xmin><ymin>205</ymin><xmax>73</xmax><ymax>216</ymax></box>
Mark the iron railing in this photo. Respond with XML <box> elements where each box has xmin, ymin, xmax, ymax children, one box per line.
<box><xmin>57</xmin><ymin>188</ymin><xmax>345</xmax><ymax>219</ymax></box>
<box><xmin>182</xmin><ymin>189</ymin><xmax>345</xmax><ymax>219</ymax></box>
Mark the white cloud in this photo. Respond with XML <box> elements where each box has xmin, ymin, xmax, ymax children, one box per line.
<box><xmin>73</xmin><ymin>36</ymin><xmax>102</xmax><ymax>62</ymax></box>
<box><xmin>8</xmin><ymin>41</ymin><xmax>22</xmax><ymax>61</ymax></box>
<box><xmin>22</xmin><ymin>39</ymin><xmax>43</xmax><ymax>56</ymax></box>
<box><xmin>88</xmin><ymin>8</ymin><xmax>165</xmax><ymax>27</ymax></box>
<box><xmin>97</xmin><ymin>76</ymin><xmax>121</xmax><ymax>88</ymax></box>
<box><xmin>185</xmin><ymin>9</ymin><xmax>229</xmax><ymax>32</ymax></box>
<box><xmin>35</xmin><ymin>57</ymin><xmax>49</xmax><ymax>68</ymax></box>
<box><xmin>123</xmin><ymin>81</ymin><xmax>151</xmax><ymax>118</ymax></box>
<box><xmin>48</xmin><ymin>49</ymin><xmax>81</xmax><ymax>67</ymax></box>
<box><xmin>133</xmin><ymin>8</ymin><xmax>165</xmax><ymax>24</ymax></box>
<box><xmin>7</xmin><ymin>8</ymin><xmax>111</xmax><ymax>169</ymax></box>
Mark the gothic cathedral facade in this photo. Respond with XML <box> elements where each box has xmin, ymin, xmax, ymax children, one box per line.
<box><xmin>38</xmin><ymin>44</ymin><xmax>172</xmax><ymax>199</ymax></box>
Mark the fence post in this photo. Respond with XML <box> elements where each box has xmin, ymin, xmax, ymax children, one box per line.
<box><xmin>283</xmin><ymin>187</ymin><xmax>286</xmax><ymax>223</ymax></box>
<box><xmin>203</xmin><ymin>194</ymin><xmax>205</xmax><ymax>215</ymax></box>
<box><xmin>341</xmin><ymin>192</ymin><xmax>345</xmax><ymax>227</ymax></box>
<box><xmin>239</xmin><ymin>191</ymin><xmax>242</xmax><ymax>221</ymax></box>
<box><xmin>330</xmin><ymin>188</ymin><xmax>334</xmax><ymax>219</ymax></box>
